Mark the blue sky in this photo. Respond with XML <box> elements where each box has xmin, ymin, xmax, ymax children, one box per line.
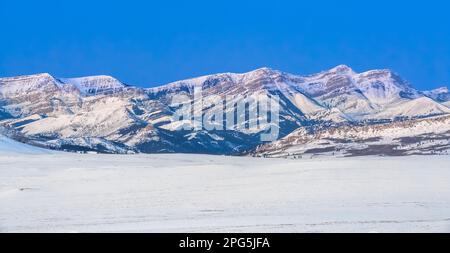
<box><xmin>0</xmin><ymin>0</ymin><xmax>449</xmax><ymax>90</ymax></box>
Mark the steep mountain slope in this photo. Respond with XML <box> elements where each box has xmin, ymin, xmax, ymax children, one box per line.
<box><xmin>1</xmin><ymin>71</ymin><xmax>285</xmax><ymax>154</ymax></box>
<box><xmin>294</xmin><ymin>65</ymin><xmax>425</xmax><ymax>119</ymax></box>
<box><xmin>0</xmin><ymin>73</ymin><xmax>79</xmax><ymax>118</ymax></box>
<box><xmin>1</xmin><ymin>66</ymin><xmax>449</xmax><ymax>155</ymax></box>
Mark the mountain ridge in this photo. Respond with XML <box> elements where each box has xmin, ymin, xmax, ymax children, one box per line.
<box><xmin>1</xmin><ymin>65</ymin><xmax>449</xmax><ymax>156</ymax></box>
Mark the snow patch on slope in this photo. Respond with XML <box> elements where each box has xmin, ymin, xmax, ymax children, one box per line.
<box><xmin>375</xmin><ymin>97</ymin><xmax>450</xmax><ymax>119</ymax></box>
<box><xmin>59</xmin><ymin>76</ymin><xmax>127</xmax><ymax>95</ymax></box>
<box><xmin>0</xmin><ymin>134</ymin><xmax>52</xmax><ymax>154</ymax></box>
<box><xmin>21</xmin><ymin>97</ymin><xmax>135</xmax><ymax>138</ymax></box>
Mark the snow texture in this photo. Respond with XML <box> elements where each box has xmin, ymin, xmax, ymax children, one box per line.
<box><xmin>1</xmin><ymin>153</ymin><xmax>449</xmax><ymax>232</ymax></box>
<box><xmin>0</xmin><ymin>134</ymin><xmax>52</xmax><ymax>154</ymax></box>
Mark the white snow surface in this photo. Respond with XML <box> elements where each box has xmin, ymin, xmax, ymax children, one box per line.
<box><xmin>374</xmin><ymin>97</ymin><xmax>450</xmax><ymax>119</ymax></box>
<box><xmin>59</xmin><ymin>75</ymin><xmax>126</xmax><ymax>95</ymax></box>
<box><xmin>0</xmin><ymin>134</ymin><xmax>52</xmax><ymax>154</ymax></box>
<box><xmin>1</xmin><ymin>153</ymin><xmax>449</xmax><ymax>232</ymax></box>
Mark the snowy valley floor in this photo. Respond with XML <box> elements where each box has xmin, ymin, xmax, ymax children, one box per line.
<box><xmin>1</xmin><ymin>153</ymin><xmax>450</xmax><ymax>233</ymax></box>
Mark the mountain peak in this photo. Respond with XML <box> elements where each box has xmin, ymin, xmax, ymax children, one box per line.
<box><xmin>360</xmin><ymin>68</ymin><xmax>396</xmax><ymax>76</ymax></box>
<box><xmin>59</xmin><ymin>75</ymin><xmax>127</xmax><ymax>95</ymax></box>
<box><xmin>429</xmin><ymin>86</ymin><xmax>449</xmax><ymax>94</ymax></box>
<box><xmin>244</xmin><ymin>67</ymin><xmax>283</xmax><ymax>77</ymax></box>
<box><xmin>422</xmin><ymin>86</ymin><xmax>450</xmax><ymax>102</ymax></box>
<box><xmin>0</xmin><ymin>73</ymin><xmax>54</xmax><ymax>82</ymax></box>
<box><xmin>328</xmin><ymin>64</ymin><xmax>354</xmax><ymax>74</ymax></box>
<box><xmin>253</xmin><ymin>67</ymin><xmax>276</xmax><ymax>72</ymax></box>
<box><xmin>61</xmin><ymin>75</ymin><xmax>121</xmax><ymax>82</ymax></box>
<box><xmin>32</xmin><ymin>73</ymin><xmax>53</xmax><ymax>78</ymax></box>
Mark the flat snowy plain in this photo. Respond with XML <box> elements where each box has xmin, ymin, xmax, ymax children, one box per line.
<box><xmin>1</xmin><ymin>152</ymin><xmax>450</xmax><ymax>232</ymax></box>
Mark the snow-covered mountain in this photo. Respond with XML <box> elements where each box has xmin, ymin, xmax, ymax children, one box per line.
<box><xmin>1</xmin><ymin>65</ymin><xmax>449</xmax><ymax>156</ymax></box>
<box><xmin>253</xmin><ymin>114</ymin><xmax>450</xmax><ymax>158</ymax></box>
<box><xmin>58</xmin><ymin>75</ymin><xmax>129</xmax><ymax>96</ymax></box>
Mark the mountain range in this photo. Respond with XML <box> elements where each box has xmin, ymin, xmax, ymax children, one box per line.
<box><xmin>1</xmin><ymin>65</ymin><xmax>449</xmax><ymax>157</ymax></box>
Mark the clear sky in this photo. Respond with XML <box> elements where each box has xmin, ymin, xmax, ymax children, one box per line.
<box><xmin>0</xmin><ymin>0</ymin><xmax>449</xmax><ymax>90</ymax></box>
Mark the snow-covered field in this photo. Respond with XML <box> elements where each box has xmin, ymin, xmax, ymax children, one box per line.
<box><xmin>1</xmin><ymin>153</ymin><xmax>450</xmax><ymax>233</ymax></box>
